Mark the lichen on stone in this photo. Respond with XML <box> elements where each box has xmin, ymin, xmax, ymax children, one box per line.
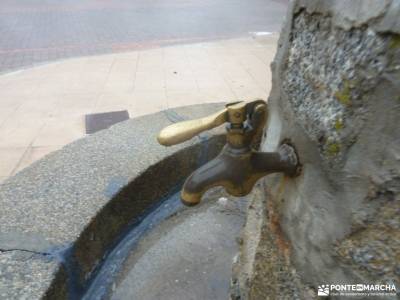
<box><xmin>389</xmin><ymin>34</ymin><xmax>400</xmax><ymax>49</ymax></box>
<box><xmin>334</xmin><ymin>118</ymin><xmax>344</xmax><ymax>130</ymax></box>
<box><xmin>334</xmin><ymin>80</ymin><xmax>352</xmax><ymax>106</ymax></box>
<box><xmin>282</xmin><ymin>11</ymin><xmax>391</xmax><ymax>166</ymax></box>
<box><xmin>335</xmin><ymin>177</ymin><xmax>400</xmax><ymax>288</ymax></box>
<box><xmin>325</xmin><ymin>142</ymin><xmax>341</xmax><ymax>156</ymax></box>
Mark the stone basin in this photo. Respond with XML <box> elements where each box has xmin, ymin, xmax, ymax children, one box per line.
<box><xmin>84</xmin><ymin>189</ymin><xmax>249</xmax><ymax>300</ymax></box>
<box><xmin>0</xmin><ymin>103</ymin><xmax>249</xmax><ymax>299</ymax></box>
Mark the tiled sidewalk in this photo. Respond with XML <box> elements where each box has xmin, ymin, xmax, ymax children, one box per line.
<box><xmin>0</xmin><ymin>35</ymin><xmax>278</xmax><ymax>182</ymax></box>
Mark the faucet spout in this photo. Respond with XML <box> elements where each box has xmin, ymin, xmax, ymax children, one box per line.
<box><xmin>181</xmin><ymin>143</ymin><xmax>300</xmax><ymax>206</ymax></box>
<box><xmin>252</xmin><ymin>143</ymin><xmax>300</xmax><ymax>177</ymax></box>
<box><xmin>181</xmin><ymin>147</ymin><xmax>232</xmax><ymax>206</ymax></box>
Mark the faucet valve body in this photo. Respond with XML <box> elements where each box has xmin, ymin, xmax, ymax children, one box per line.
<box><xmin>157</xmin><ymin>100</ymin><xmax>300</xmax><ymax>206</ymax></box>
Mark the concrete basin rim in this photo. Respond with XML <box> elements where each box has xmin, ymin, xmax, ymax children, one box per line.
<box><xmin>0</xmin><ymin>102</ymin><xmax>227</xmax><ymax>300</ymax></box>
<box><xmin>45</xmin><ymin>129</ymin><xmax>225</xmax><ymax>298</ymax></box>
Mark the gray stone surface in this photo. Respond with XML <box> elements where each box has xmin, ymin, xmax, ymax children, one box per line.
<box><xmin>111</xmin><ymin>189</ymin><xmax>247</xmax><ymax>300</ymax></box>
<box><xmin>230</xmin><ymin>186</ymin><xmax>314</xmax><ymax>300</ymax></box>
<box><xmin>233</xmin><ymin>0</ymin><xmax>400</xmax><ymax>299</ymax></box>
<box><xmin>0</xmin><ymin>232</ymin><xmax>56</xmax><ymax>254</ymax></box>
<box><xmin>296</xmin><ymin>0</ymin><xmax>399</xmax><ymax>33</ymax></box>
<box><xmin>283</xmin><ymin>10</ymin><xmax>393</xmax><ymax>168</ymax></box>
<box><xmin>0</xmin><ymin>103</ymin><xmax>226</xmax><ymax>299</ymax></box>
<box><xmin>0</xmin><ymin>251</ymin><xmax>61</xmax><ymax>300</ymax></box>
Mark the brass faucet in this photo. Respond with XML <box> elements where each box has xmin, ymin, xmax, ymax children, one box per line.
<box><xmin>157</xmin><ymin>100</ymin><xmax>300</xmax><ymax>206</ymax></box>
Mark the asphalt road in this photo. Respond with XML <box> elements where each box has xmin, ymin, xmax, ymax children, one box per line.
<box><xmin>0</xmin><ymin>0</ymin><xmax>287</xmax><ymax>73</ymax></box>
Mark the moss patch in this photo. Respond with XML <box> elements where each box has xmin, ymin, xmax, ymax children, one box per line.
<box><xmin>326</xmin><ymin>142</ymin><xmax>341</xmax><ymax>156</ymax></box>
<box><xmin>334</xmin><ymin>81</ymin><xmax>352</xmax><ymax>106</ymax></box>
<box><xmin>334</xmin><ymin>119</ymin><xmax>344</xmax><ymax>130</ymax></box>
<box><xmin>389</xmin><ymin>34</ymin><xmax>400</xmax><ymax>49</ymax></box>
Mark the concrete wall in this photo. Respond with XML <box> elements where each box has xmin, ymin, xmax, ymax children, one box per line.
<box><xmin>232</xmin><ymin>0</ymin><xmax>400</xmax><ymax>298</ymax></box>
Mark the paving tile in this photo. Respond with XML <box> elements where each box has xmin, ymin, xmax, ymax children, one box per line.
<box><xmin>103</xmin><ymin>58</ymin><xmax>137</xmax><ymax>93</ymax></box>
<box><xmin>251</xmin><ymin>46</ymin><xmax>277</xmax><ymax>64</ymax></box>
<box><xmin>197</xmin><ymin>87</ymin><xmax>237</xmax><ymax>103</ymax></box>
<box><xmin>204</xmin><ymin>48</ymin><xmax>232</xmax><ymax>59</ymax></box>
<box><xmin>13</xmin><ymin>99</ymin><xmax>59</xmax><ymax>121</ymax></box>
<box><xmin>0</xmin><ymin>147</ymin><xmax>27</xmax><ymax>177</ymax></box>
<box><xmin>134</xmin><ymin>71</ymin><xmax>165</xmax><ymax>92</ymax></box>
<box><xmin>14</xmin><ymin>146</ymin><xmax>61</xmax><ymax>174</ymax></box>
<box><xmin>103</xmin><ymin>76</ymin><xmax>135</xmax><ymax>93</ymax></box>
<box><xmin>247</xmin><ymin>67</ymin><xmax>271</xmax><ymax>90</ymax></box>
<box><xmin>188</xmin><ymin>60</ymin><xmax>217</xmax><ymax>71</ymax></box>
<box><xmin>51</xmin><ymin>59</ymin><xmax>89</xmax><ymax>74</ymax></box>
<box><xmin>230</xmin><ymin>87</ymin><xmax>269</xmax><ymax>101</ymax></box>
<box><xmin>165</xmin><ymin>70</ymin><xmax>198</xmax><ymax>92</ymax></box>
<box><xmin>212</xmin><ymin>56</ymin><xmax>242</xmax><ymax>69</ymax></box>
<box><xmin>218</xmin><ymin>66</ymin><xmax>255</xmax><ymax>80</ymax></box>
<box><xmin>94</xmin><ymin>92</ymin><xmax>134</xmax><ymax>113</ymax></box>
<box><xmin>223</xmin><ymin>71</ymin><xmax>260</xmax><ymax>87</ymax></box>
<box><xmin>32</xmin><ymin>117</ymin><xmax>86</xmax><ymax>147</ymax></box>
<box><xmin>67</xmin><ymin>75</ymin><xmax>109</xmax><ymax>94</ymax></box>
<box><xmin>0</xmin><ymin>74</ymin><xmax>42</xmax><ymax>92</ymax></box>
<box><xmin>187</xmin><ymin>52</ymin><xmax>217</xmax><ymax>71</ymax></box>
<box><xmin>35</xmin><ymin>75</ymin><xmax>76</xmax><ymax>94</ymax></box>
<box><xmin>136</xmin><ymin>49</ymin><xmax>164</xmax><ymax>73</ymax></box>
<box><xmin>85</xmin><ymin>55</ymin><xmax>116</xmax><ymax>66</ymax></box>
<box><xmin>115</xmin><ymin>52</ymin><xmax>139</xmax><ymax>61</ymax></box>
<box><xmin>0</xmin><ymin>118</ymin><xmax>45</xmax><ymax>148</ymax></box>
<box><xmin>166</xmin><ymin>91</ymin><xmax>204</xmax><ymax>108</ymax></box>
<box><xmin>129</xmin><ymin>91</ymin><xmax>168</xmax><ymax>117</ymax></box>
<box><xmin>193</xmin><ymin>69</ymin><xmax>230</xmax><ymax>90</ymax></box>
<box><xmin>163</xmin><ymin>47</ymin><xmax>189</xmax><ymax>68</ymax></box>
<box><xmin>0</xmin><ymin>86</ymin><xmax>39</xmax><ymax>107</ymax></box>
<box><xmin>34</xmin><ymin>63</ymin><xmax>88</xmax><ymax>94</ymax></box>
<box><xmin>52</xmin><ymin>93</ymin><xmax>99</xmax><ymax>117</ymax></box>
<box><xmin>0</xmin><ymin>106</ymin><xmax>18</xmax><ymax>128</ymax></box>
<box><xmin>110</xmin><ymin>58</ymin><xmax>138</xmax><ymax>74</ymax></box>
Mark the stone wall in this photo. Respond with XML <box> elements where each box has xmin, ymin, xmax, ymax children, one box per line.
<box><xmin>232</xmin><ymin>0</ymin><xmax>400</xmax><ymax>298</ymax></box>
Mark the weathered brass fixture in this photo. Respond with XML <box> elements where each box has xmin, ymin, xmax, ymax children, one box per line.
<box><xmin>157</xmin><ymin>100</ymin><xmax>300</xmax><ymax>206</ymax></box>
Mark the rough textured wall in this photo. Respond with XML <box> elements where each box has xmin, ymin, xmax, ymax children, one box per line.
<box><xmin>232</xmin><ymin>0</ymin><xmax>400</xmax><ymax>298</ymax></box>
<box><xmin>283</xmin><ymin>11</ymin><xmax>394</xmax><ymax>168</ymax></box>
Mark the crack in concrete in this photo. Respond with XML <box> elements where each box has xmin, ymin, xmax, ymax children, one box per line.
<box><xmin>0</xmin><ymin>248</ymin><xmax>50</xmax><ymax>257</ymax></box>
